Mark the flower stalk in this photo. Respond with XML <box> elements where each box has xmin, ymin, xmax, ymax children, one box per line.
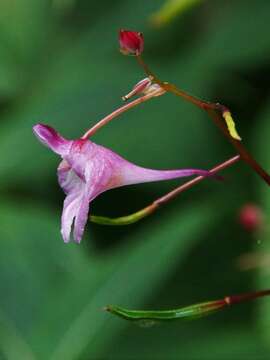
<box><xmin>82</xmin><ymin>92</ymin><xmax>156</xmax><ymax>139</ymax></box>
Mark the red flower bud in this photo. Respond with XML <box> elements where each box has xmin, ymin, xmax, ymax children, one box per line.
<box><xmin>119</xmin><ymin>29</ymin><xmax>144</xmax><ymax>56</ymax></box>
<box><xmin>239</xmin><ymin>204</ymin><xmax>263</xmax><ymax>232</ymax></box>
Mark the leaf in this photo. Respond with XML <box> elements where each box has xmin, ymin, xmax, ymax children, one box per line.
<box><xmin>150</xmin><ymin>0</ymin><xmax>203</xmax><ymax>26</ymax></box>
<box><xmin>0</xmin><ymin>309</ymin><xmax>35</xmax><ymax>360</ymax></box>
<box><xmin>0</xmin><ymin>0</ymin><xmax>52</xmax><ymax>96</ymax></box>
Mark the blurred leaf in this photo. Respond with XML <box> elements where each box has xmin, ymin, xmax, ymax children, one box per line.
<box><xmin>0</xmin><ymin>0</ymin><xmax>52</xmax><ymax>97</ymax></box>
<box><xmin>0</xmin><ymin>0</ymin><xmax>52</xmax><ymax>63</ymax></box>
<box><xmin>53</xmin><ymin>0</ymin><xmax>76</xmax><ymax>13</ymax></box>
<box><xmin>192</xmin><ymin>0</ymin><xmax>270</xmax><ymax>68</ymax></box>
<box><xmin>49</xmin><ymin>201</ymin><xmax>220</xmax><ymax>359</ymax></box>
<box><xmin>150</xmin><ymin>0</ymin><xmax>203</xmax><ymax>26</ymax></box>
<box><xmin>0</xmin><ymin>197</ymin><xmax>222</xmax><ymax>359</ymax></box>
<box><xmin>0</xmin><ymin>309</ymin><xmax>35</xmax><ymax>360</ymax></box>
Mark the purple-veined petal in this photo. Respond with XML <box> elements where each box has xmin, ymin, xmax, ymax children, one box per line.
<box><xmin>58</xmin><ymin>157</ymin><xmax>106</xmax><ymax>243</ymax></box>
<box><xmin>70</xmin><ymin>153</ymin><xmax>114</xmax><ymax>242</ymax></box>
<box><xmin>64</xmin><ymin>139</ymin><xmax>93</xmax><ymax>181</ymax></box>
<box><xmin>57</xmin><ymin>163</ymin><xmax>88</xmax><ymax>243</ymax></box>
<box><xmin>58</xmin><ymin>162</ymin><xmax>87</xmax><ymax>243</ymax></box>
<box><xmin>33</xmin><ymin>124</ymin><xmax>71</xmax><ymax>156</ymax></box>
<box><xmin>73</xmin><ymin>192</ymin><xmax>90</xmax><ymax>243</ymax></box>
<box><xmin>58</xmin><ymin>160</ymin><xmax>80</xmax><ymax>194</ymax></box>
<box><xmin>61</xmin><ymin>189</ymin><xmax>83</xmax><ymax>243</ymax></box>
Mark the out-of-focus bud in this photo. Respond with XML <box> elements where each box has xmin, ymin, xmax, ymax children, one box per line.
<box><xmin>239</xmin><ymin>203</ymin><xmax>263</xmax><ymax>232</ymax></box>
<box><xmin>122</xmin><ymin>77</ymin><xmax>165</xmax><ymax>101</ymax></box>
<box><xmin>119</xmin><ymin>29</ymin><xmax>144</xmax><ymax>56</ymax></box>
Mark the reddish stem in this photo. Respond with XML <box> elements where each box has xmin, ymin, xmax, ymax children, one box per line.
<box><xmin>218</xmin><ymin>289</ymin><xmax>270</xmax><ymax>307</ymax></box>
<box><xmin>154</xmin><ymin>155</ymin><xmax>240</xmax><ymax>207</ymax></box>
<box><xmin>136</xmin><ymin>55</ymin><xmax>270</xmax><ymax>186</ymax></box>
<box><xmin>81</xmin><ymin>92</ymin><xmax>155</xmax><ymax>139</ymax></box>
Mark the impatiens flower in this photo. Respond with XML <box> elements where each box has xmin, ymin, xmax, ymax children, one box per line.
<box><xmin>33</xmin><ymin>124</ymin><xmax>214</xmax><ymax>244</ymax></box>
<box><xmin>119</xmin><ymin>29</ymin><xmax>144</xmax><ymax>55</ymax></box>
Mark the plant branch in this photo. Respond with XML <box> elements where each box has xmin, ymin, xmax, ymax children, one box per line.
<box><xmin>136</xmin><ymin>55</ymin><xmax>270</xmax><ymax>186</ymax></box>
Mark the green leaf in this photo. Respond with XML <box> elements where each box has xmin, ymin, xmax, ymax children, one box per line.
<box><xmin>151</xmin><ymin>0</ymin><xmax>203</xmax><ymax>26</ymax></box>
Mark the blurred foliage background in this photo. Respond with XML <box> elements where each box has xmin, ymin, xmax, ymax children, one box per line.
<box><xmin>0</xmin><ymin>0</ymin><xmax>270</xmax><ymax>359</ymax></box>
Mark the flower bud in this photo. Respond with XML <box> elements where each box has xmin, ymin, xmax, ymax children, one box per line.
<box><xmin>119</xmin><ymin>29</ymin><xmax>144</xmax><ymax>56</ymax></box>
<box><xmin>122</xmin><ymin>77</ymin><xmax>165</xmax><ymax>101</ymax></box>
<box><xmin>239</xmin><ymin>204</ymin><xmax>263</xmax><ymax>232</ymax></box>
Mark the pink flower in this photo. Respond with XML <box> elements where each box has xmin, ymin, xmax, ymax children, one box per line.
<box><xmin>119</xmin><ymin>29</ymin><xmax>144</xmax><ymax>55</ymax></box>
<box><xmin>33</xmin><ymin>124</ymin><xmax>214</xmax><ymax>243</ymax></box>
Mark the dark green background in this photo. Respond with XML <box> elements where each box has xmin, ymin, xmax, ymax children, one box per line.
<box><xmin>0</xmin><ymin>0</ymin><xmax>269</xmax><ymax>359</ymax></box>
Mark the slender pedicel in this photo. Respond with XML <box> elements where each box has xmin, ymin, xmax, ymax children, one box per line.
<box><xmin>90</xmin><ymin>155</ymin><xmax>240</xmax><ymax>225</ymax></box>
<box><xmin>81</xmin><ymin>92</ymin><xmax>158</xmax><ymax>139</ymax></box>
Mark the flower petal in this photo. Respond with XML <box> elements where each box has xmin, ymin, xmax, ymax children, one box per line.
<box><xmin>33</xmin><ymin>123</ymin><xmax>71</xmax><ymax>156</ymax></box>
<box><xmin>58</xmin><ymin>160</ymin><xmax>79</xmax><ymax>194</ymax></box>
<box><xmin>58</xmin><ymin>163</ymin><xmax>87</xmax><ymax>243</ymax></box>
<box><xmin>58</xmin><ymin>160</ymin><xmax>104</xmax><ymax>243</ymax></box>
<box><xmin>61</xmin><ymin>189</ymin><xmax>83</xmax><ymax>243</ymax></box>
<box><xmin>73</xmin><ymin>192</ymin><xmax>90</xmax><ymax>243</ymax></box>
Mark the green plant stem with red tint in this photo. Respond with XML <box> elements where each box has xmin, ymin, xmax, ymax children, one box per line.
<box><xmin>136</xmin><ymin>55</ymin><xmax>270</xmax><ymax>186</ymax></box>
